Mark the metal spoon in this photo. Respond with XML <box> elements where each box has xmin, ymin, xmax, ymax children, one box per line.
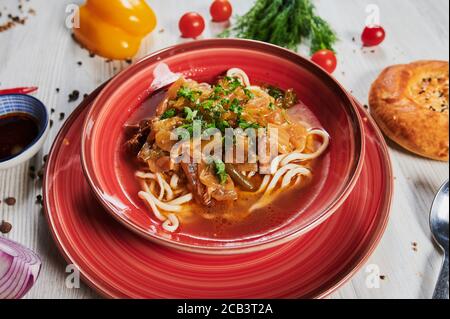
<box><xmin>430</xmin><ymin>180</ymin><xmax>449</xmax><ymax>299</ymax></box>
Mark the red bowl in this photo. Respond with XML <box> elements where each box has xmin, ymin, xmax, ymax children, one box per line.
<box><xmin>81</xmin><ymin>39</ymin><xmax>365</xmax><ymax>254</ymax></box>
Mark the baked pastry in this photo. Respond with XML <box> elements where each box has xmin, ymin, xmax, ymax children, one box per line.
<box><xmin>369</xmin><ymin>60</ymin><xmax>449</xmax><ymax>161</ymax></box>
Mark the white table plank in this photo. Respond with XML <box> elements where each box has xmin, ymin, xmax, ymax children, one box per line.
<box><xmin>0</xmin><ymin>0</ymin><xmax>448</xmax><ymax>299</ymax></box>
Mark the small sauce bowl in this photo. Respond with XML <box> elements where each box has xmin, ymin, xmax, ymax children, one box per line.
<box><xmin>0</xmin><ymin>94</ymin><xmax>49</xmax><ymax>170</ymax></box>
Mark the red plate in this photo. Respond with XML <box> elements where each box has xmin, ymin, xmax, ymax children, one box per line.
<box><xmin>43</xmin><ymin>90</ymin><xmax>392</xmax><ymax>299</ymax></box>
<box><xmin>81</xmin><ymin>40</ymin><xmax>365</xmax><ymax>253</ymax></box>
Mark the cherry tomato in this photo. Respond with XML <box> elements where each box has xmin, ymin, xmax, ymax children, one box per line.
<box><xmin>361</xmin><ymin>25</ymin><xmax>386</xmax><ymax>47</ymax></box>
<box><xmin>210</xmin><ymin>0</ymin><xmax>233</xmax><ymax>22</ymax></box>
<box><xmin>179</xmin><ymin>12</ymin><xmax>205</xmax><ymax>38</ymax></box>
<box><xmin>311</xmin><ymin>49</ymin><xmax>337</xmax><ymax>74</ymax></box>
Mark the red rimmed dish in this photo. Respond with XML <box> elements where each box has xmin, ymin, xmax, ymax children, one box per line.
<box><xmin>81</xmin><ymin>39</ymin><xmax>365</xmax><ymax>254</ymax></box>
<box><xmin>44</xmin><ymin>91</ymin><xmax>392</xmax><ymax>298</ymax></box>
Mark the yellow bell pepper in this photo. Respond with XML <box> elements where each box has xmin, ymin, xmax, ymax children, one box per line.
<box><xmin>73</xmin><ymin>0</ymin><xmax>157</xmax><ymax>60</ymax></box>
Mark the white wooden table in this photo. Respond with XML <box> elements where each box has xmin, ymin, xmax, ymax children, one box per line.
<box><xmin>0</xmin><ymin>0</ymin><xmax>448</xmax><ymax>299</ymax></box>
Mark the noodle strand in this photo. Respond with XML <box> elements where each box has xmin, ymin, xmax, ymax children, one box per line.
<box><xmin>162</xmin><ymin>214</ymin><xmax>179</xmax><ymax>232</ymax></box>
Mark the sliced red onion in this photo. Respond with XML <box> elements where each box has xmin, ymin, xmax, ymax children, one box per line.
<box><xmin>0</xmin><ymin>236</ymin><xmax>41</xmax><ymax>299</ymax></box>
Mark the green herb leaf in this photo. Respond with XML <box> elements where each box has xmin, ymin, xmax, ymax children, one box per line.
<box><xmin>160</xmin><ymin>108</ymin><xmax>176</xmax><ymax>120</ymax></box>
<box><xmin>310</xmin><ymin>16</ymin><xmax>338</xmax><ymax>54</ymax></box>
<box><xmin>244</xmin><ymin>88</ymin><xmax>254</xmax><ymax>99</ymax></box>
<box><xmin>184</xmin><ymin>107</ymin><xmax>198</xmax><ymax>122</ymax></box>
<box><xmin>213</xmin><ymin>158</ymin><xmax>228</xmax><ymax>184</ymax></box>
<box><xmin>201</xmin><ymin>100</ymin><xmax>214</xmax><ymax>110</ymax></box>
<box><xmin>229</xmin><ymin>98</ymin><xmax>242</xmax><ymax>115</ymax></box>
<box><xmin>204</xmin><ymin>122</ymin><xmax>217</xmax><ymax>129</ymax></box>
<box><xmin>220</xmin><ymin>98</ymin><xmax>230</xmax><ymax>106</ymax></box>
<box><xmin>177</xmin><ymin>87</ymin><xmax>202</xmax><ymax>103</ymax></box>
<box><xmin>216</xmin><ymin>120</ymin><xmax>230</xmax><ymax>133</ymax></box>
<box><xmin>238</xmin><ymin>120</ymin><xmax>260</xmax><ymax>130</ymax></box>
<box><xmin>212</xmin><ymin>85</ymin><xmax>225</xmax><ymax>100</ymax></box>
<box><xmin>226</xmin><ymin>77</ymin><xmax>243</xmax><ymax>92</ymax></box>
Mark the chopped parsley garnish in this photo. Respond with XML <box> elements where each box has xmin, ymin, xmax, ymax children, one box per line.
<box><xmin>211</xmin><ymin>85</ymin><xmax>225</xmax><ymax>100</ymax></box>
<box><xmin>171</xmin><ymin>79</ymin><xmax>290</xmax><ymax>143</ymax></box>
<box><xmin>238</xmin><ymin>120</ymin><xmax>260</xmax><ymax>130</ymax></box>
<box><xmin>204</xmin><ymin>122</ymin><xmax>217</xmax><ymax>130</ymax></box>
<box><xmin>220</xmin><ymin>98</ymin><xmax>230</xmax><ymax>106</ymax></box>
<box><xmin>177</xmin><ymin>87</ymin><xmax>202</xmax><ymax>103</ymax></box>
<box><xmin>213</xmin><ymin>158</ymin><xmax>228</xmax><ymax>184</ymax></box>
<box><xmin>216</xmin><ymin>120</ymin><xmax>230</xmax><ymax>132</ymax></box>
<box><xmin>211</xmin><ymin>77</ymin><xmax>243</xmax><ymax>100</ymax></box>
<box><xmin>201</xmin><ymin>100</ymin><xmax>214</xmax><ymax>110</ymax></box>
<box><xmin>160</xmin><ymin>108</ymin><xmax>176</xmax><ymax>119</ymax></box>
<box><xmin>229</xmin><ymin>98</ymin><xmax>242</xmax><ymax>115</ymax></box>
<box><xmin>214</xmin><ymin>85</ymin><xmax>225</xmax><ymax>94</ymax></box>
<box><xmin>184</xmin><ymin>107</ymin><xmax>198</xmax><ymax>122</ymax></box>
<box><xmin>226</xmin><ymin>77</ymin><xmax>242</xmax><ymax>92</ymax></box>
<box><xmin>244</xmin><ymin>88</ymin><xmax>254</xmax><ymax>99</ymax></box>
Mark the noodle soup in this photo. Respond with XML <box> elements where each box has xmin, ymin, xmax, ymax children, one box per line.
<box><xmin>120</xmin><ymin>69</ymin><xmax>330</xmax><ymax>239</ymax></box>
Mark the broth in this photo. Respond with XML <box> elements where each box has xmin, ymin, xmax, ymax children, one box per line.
<box><xmin>0</xmin><ymin>113</ymin><xmax>39</xmax><ymax>161</ymax></box>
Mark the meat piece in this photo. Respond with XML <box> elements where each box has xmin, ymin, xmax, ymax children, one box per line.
<box><xmin>124</xmin><ymin>119</ymin><xmax>152</xmax><ymax>155</ymax></box>
<box><xmin>146</xmin><ymin>157</ymin><xmax>179</xmax><ymax>173</ymax></box>
<box><xmin>199</xmin><ymin>164</ymin><xmax>238</xmax><ymax>201</ymax></box>
<box><xmin>210</xmin><ymin>181</ymin><xmax>238</xmax><ymax>201</ymax></box>
<box><xmin>137</xmin><ymin>144</ymin><xmax>168</xmax><ymax>168</ymax></box>
<box><xmin>155</xmin><ymin>130</ymin><xmax>176</xmax><ymax>152</ymax></box>
<box><xmin>151</xmin><ymin>116</ymin><xmax>184</xmax><ymax>151</ymax></box>
<box><xmin>181</xmin><ymin>162</ymin><xmax>215</xmax><ymax>207</ymax></box>
<box><xmin>155</xmin><ymin>156</ymin><xmax>177</xmax><ymax>172</ymax></box>
<box><xmin>137</xmin><ymin>143</ymin><xmax>153</xmax><ymax>162</ymax></box>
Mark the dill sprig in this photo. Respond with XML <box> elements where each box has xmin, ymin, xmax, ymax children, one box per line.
<box><xmin>219</xmin><ymin>0</ymin><xmax>337</xmax><ymax>54</ymax></box>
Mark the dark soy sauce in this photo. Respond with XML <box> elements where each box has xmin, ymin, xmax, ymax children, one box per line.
<box><xmin>0</xmin><ymin>113</ymin><xmax>39</xmax><ymax>161</ymax></box>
